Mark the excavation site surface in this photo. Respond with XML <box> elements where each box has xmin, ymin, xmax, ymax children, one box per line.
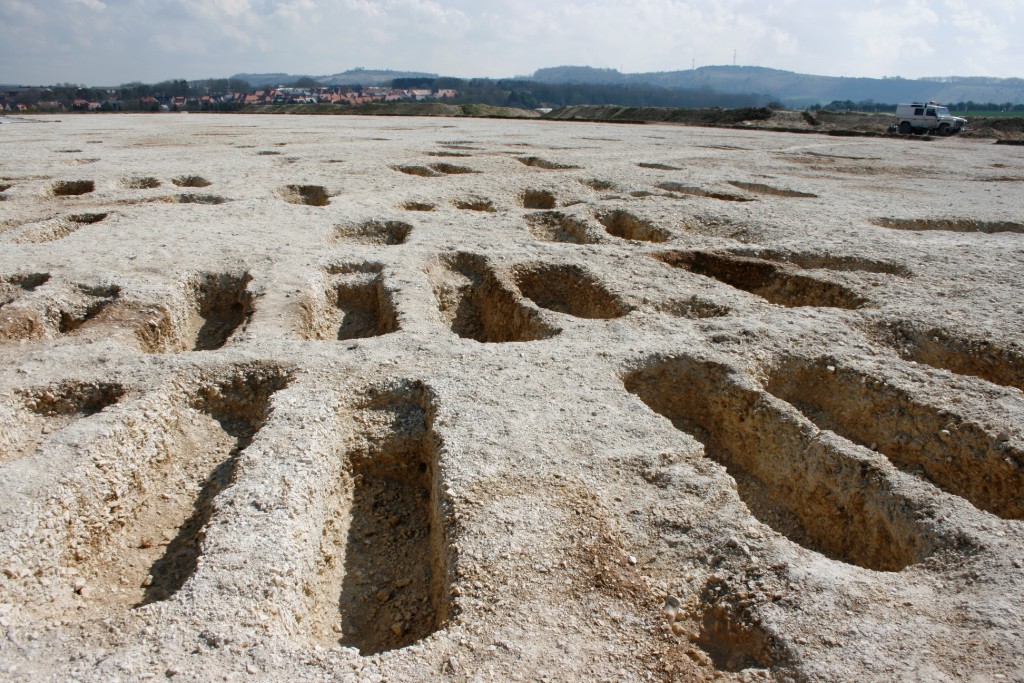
<box><xmin>1</xmin><ymin>114</ymin><xmax>1023</xmax><ymax>682</ymax></box>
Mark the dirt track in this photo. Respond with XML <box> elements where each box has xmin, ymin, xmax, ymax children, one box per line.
<box><xmin>0</xmin><ymin>114</ymin><xmax>1023</xmax><ymax>681</ymax></box>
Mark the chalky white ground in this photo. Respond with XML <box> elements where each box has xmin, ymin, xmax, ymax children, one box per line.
<box><xmin>0</xmin><ymin>114</ymin><xmax>1023</xmax><ymax>682</ymax></box>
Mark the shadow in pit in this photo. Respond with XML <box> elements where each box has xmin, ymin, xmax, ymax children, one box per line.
<box><xmin>766</xmin><ymin>356</ymin><xmax>1024</xmax><ymax>519</ymax></box>
<box><xmin>876</xmin><ymin>319</ymin><xmax>1024</xmax><ymax>393</ymax></box>
<box><xmin>654</xmin><ymin>250</ymin><xmax>867</xmax><ymax>309</ymax></box>
<box><xmin>430</xmin><ymin>253</ymin><xmax>559</xmax><ymax>343</ymax></box>
<box><xmin>698</xmin><ymin>597</ymin><xmax>777</xmax><ymax>672</ymax></box>
<box><xmin>333</xmin><ymin>382</ymin><xmax>452</xmax><ymax>655</ymax></box>
<box><xmin>624</xmin><ymin>355</ymin><xmax>933</xmax><ymax>571</ymax></box>
<box><xmin>512</xmin><ymin>263</ymin><xmax>630</xmax><ymax>320</ymax></box>
<box><xmin>192</xmin><ymin>273</ymin><xmax>253</xmax><ymax>351</ymax></box>
<box><xmin>138</xmin><ymin>366</ymin><xmax>291</xmax><ymax>605</ymax></box>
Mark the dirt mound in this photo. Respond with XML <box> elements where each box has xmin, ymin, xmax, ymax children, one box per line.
<box><xmin>243</xmin><ymin>102</ymin><xmax>540</xmax><ymax>118</ymax></box>
<box><xmin>961</xmin><ymin>116</ymin><xmax>1024</xmax><ymax>139</ymax></box>
<box><xmin>543</xmin><ymin>106</ymin><xmax>1024</xmax><ymax>141</ymax></box>
<box><xmin>544</xmin><ymin>105</ymin><xmax>774</xmax><ymax>126</ymax></box>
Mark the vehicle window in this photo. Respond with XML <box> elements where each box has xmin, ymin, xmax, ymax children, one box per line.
<box><xmin>926</xmin><ymin>109</ymin><xmax>936</xmax><ymax>116</ymax></box>
<box><xmin>914</xmin><ymin>108</ymin><xmax>924</xmax><ymax>115</ymax></box>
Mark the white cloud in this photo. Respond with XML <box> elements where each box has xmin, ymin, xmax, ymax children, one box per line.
<box><xmin>344</xmin><ymin>0</ymin><xmax>386</xmax><ymax>18</ymax></box>
<box><xmin>209</xmin><ymin>0</ymin><xmax>253</xmax><ymax>17</ymax></box>
<box><xmin>0</xmin><ymin>0</ymin><xmax>1021</xmax><ymax>84</ymax></box>
<box><xmin>71</xmin><ymin>0</ymin><xmax>107</xmax><ymax>10</ymax></box>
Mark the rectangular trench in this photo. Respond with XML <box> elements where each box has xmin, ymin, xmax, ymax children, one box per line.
<box><xmin>765</xmin><ymin>357</ymin><xmax>1024</xmax><ymax>519</ymax></box>
<box><xmin>624</xmin><ymin>356</ymin><xmax>932</xmax><ymax>572</ymax></box>
<box><xmin>314</xmin><ymin>381</ymin><xmax>452</xmax><ymax>655</ymax></box>
<box><xmin>654</xmin><ymin>251</ymin><xmax>867</xmax><ymax>309</ymax></box>
<box><xmin>301</xmin><ymin>266</ymin><xmax>399</xmax><ymax>341</ymax></box>
<box><xmin>430</xmin><ymin>252</ymin><xmax>558</xmax><ymax>343</ymax></box>
<box><xmin>65</xmin><ymin>364</ymin><xmax>291</xmax><ymax>613</ymax></box>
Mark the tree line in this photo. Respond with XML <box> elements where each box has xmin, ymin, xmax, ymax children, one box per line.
<box><xmin>6</xmin><ymin>76</ymin><xmax>770</xmax><ymax>111</ymax></box>
<box><xmin>23</xmin><ymin>78</ymin><xmax>1024</xmax><ymax>114</ymax></box>
<box><xmin>6</xmin><ymin>78</ymin><xmax>250</xmax><ymax>109</ymax></box>
<box><xmin>391</xmin><ymin>77</ymin><xmax>769</xmax><ymax>109</ymax></box>
<box><xmin>814</xmin><ymin>99</ymin><xmax>1024</xmax><ymax>113</ymax></box>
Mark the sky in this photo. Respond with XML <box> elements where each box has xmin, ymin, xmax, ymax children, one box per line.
<box><xmin>1</xmin><ymin>0</ymin><xmax>1020</xmax><ymax>86</ymax></box>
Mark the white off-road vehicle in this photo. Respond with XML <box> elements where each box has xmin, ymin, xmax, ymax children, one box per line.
<box><xmin>895</xmin><ymin>102</ymin><xmax>967</xmax><ymax>136</ymax></box>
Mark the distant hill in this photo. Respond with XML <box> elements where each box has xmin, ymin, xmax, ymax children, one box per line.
<box><xmin>318</xmin><ymin>69</ymin><xmax>437</xmax><ymax>86</ymax></box>
<box><xmin>231</xmin><ymin>73</ymin><xmax>311</xmax><ymax>87</ymax></box>
<box><xmin>531</xmin><ymin>66</ymin><xmax>1024</xmax><ymax>106</ymax></box>
<box><xmin>231</xmin><ymin>69</ymin><xmax>437</xmax><ymax>87</ymax></box>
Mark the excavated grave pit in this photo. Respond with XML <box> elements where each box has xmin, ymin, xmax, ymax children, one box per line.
<box><xmin>313</xmin><ymin>381</ymin><xmax>452</xmax><ymax>655</ymax></box>
<box><xmin>334</xmin><ymin>220</ymin><xmax>412</xmax><ymax>246</ymax></box>
<box><xmin>872</xmin><ymin>217</ymin><xmax>1024</xmax><ymax>234</ymax></box>
<box><xmin>764</xmin><ymin>356</ymin><xmax>1024</xmax><ymax>519</ymax></box>
<box><xmin>521</xmin><ymin>189</ymin><xmax>557</xmax><ymax>209</ymax></box>
<box><xmin>657</xmin><ymin>182</ymin><xmax>753</xmax><ymax>202</ymax></box>
<box><xmin>166</xmin><ymin>193</ymin><xmax>228</xmax><ymax>205</ymax></box>
<box><xmin>878</xmin><ymin>320</ymin><xmax>1024</xmax><ymax>392</ymax></box>
<box><xmin>517</xmin><ymin>156</ymin><xmax>578</xmax><ymax>170</ymax></box>
<box><xmin>429</xmin><ymin>253</ymin><xmax>559</xmax><ymax>343</ymax></box>
<box><xmin>452</xmin><ymin>197</ymin><xmax>496</xmax><ymax>212</ymax></box>
<box><xmin>727</xmin><ymin>181</ymin><xmax>817</xmax><ymax>198</ymax></box>
<box><xmin>695</xmin><ymin>580</ymin><xmax>779</xmax><ymax>672</ymax></box>
<box><xmin>171</xmin><ymin>175</ymin><xmax>211</xmax><ymax>188</ymax></box>
<box><xmin>189</xmin><ymin>273</ymin><xmax>252</xmax><ymax>351</ymax></box>
<box><xmin>57</xmin><ymin>284</ymin><xmax>121</xmax><ymax>333</ymax></box>
<box><xmin>121</xmin><ymin>177</ymin><xmax>161</xmax><ymax>189</ymax></box>
<box><xmin>147</xmin><ymin>272</ymin><xmax>254</xmax><ymax>353</ymax></box>
<box><xmin>0</xmin><ymin>272</ymin><xmax>49</xmax><ymax>309</ymax></box>
<box><xmin>512</xmin><ymin>263</ymin><xmax>630</xmax><ymax>319</ymax></box>
<box><xmin>50</xmin><ymin>180</ymin><xmax>95</xmax><ymax>196</ymax></box>
<box><xmin>68</xmin><ymin>212</ymin><xmax>108</xmax><ymax>225</ymax></box>
<box><xmin>278</xmin><ymin>185</ymin><xmax>329</xmax><ymax>206</ymax></box>
<box><xmin>596</xmin><ymin>209</ymin><xmax>671</xmax><ymax>243</ymax></box>
<box><xmin>524</xmin><ymin>211</ymin><xmax>596</xmax><ymax>244</ymax></box>
<box><xmin>65</xmin><ymin>364</ymin><xmax>292</xmax><ymax>612</ymax></box>
<box><xmin>638</xmin><ymin>162</ymin><xmax>683</xmax><ymax>170</ymax></box>
<box><xmin>17</xmin><ymin>379</ymin><xmax>125</xmax><ymax>418</ymax></box>
<box><xmin>581</xmin><ymin>178</ymin><xmax>615</xmax><ymax>190</ymax></box>
<box><xmin>430</xmin><ymin>163</ymin><xmax>477</xmax><ymax>175</ymax></box>
<box><xmin>738</xmin><ymin>248</ymin><xmax>911</xmax><ymax>276</ymax></box>
<box><xmin>301</xmin><ymin>265</ymin><xmax>399</xmax><ymax>341</ymax></box>
<box><xmin>0</xmin><ymin>282</ymin><xmax>120</xmax><ymax>340</ymax></box>
<box><xmin>623</xmin><ymin>356</ymin><xmax>934</xmax><ymax>571</ymax></box>
<box><xmin>394</xmin><ymin>165</ymin><xmax>442</xmax><ymax>178</ymax></box>
<box><xmin>2</xmin><ymin>380</ymin><xmax>126</xmax><ymax>465</ymax></box>
<box><xmin>11</xmin><ymin>216</ymin><xmax>95</xmax><ymax>244</ymax></box>
<box><xmin>654</xmin><ymin>250</ymin><xmax>868</xmax><ymax>309</ymax></box>
<box><xmin>651</xmin><ymin>297</ymin><xmax>731</xmax><ymax>319</ymax></box>
<box><xmin>400</xmin><ymin>201</ymin><xmax>434</xmax><ymax>212</ymax></box>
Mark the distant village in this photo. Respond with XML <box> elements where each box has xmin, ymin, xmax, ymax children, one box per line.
<box><xmin>0</xmin><ymin>84</ymin><xmax>459</xmax><ymax>112</ymax></box>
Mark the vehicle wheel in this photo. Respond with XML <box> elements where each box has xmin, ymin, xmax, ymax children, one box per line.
<box><xmin>913</xmin><ymin>127</ymin><xmax>926</xmax><ymax>135</ymax></box>
<box><xmin>938</xmin><ymin>124</ymin><xmax>951</xmax><ymax>136</ymax></box>
<box><xmin>898</xmin><ymin>121</ymin><xmax>912</xmax><ymax>135</ymax></box>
